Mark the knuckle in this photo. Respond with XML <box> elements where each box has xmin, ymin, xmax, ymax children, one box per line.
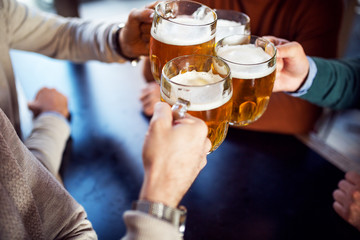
<box><xmin>332</xmin><ymin>189</ymin><xmax>340</xmax><ymax>199</ymax></box>
<box><xmin>338</xmin><ymin>180</ymin><xmax>346</xmax><ymax>188</ymax></box>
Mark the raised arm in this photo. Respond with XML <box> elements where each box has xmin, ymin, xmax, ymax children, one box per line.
<box><xmin>24</xmin><ymin>87</ymin><xmax>71</xmax><ymax>177</ymax></box>
<box><xmin>5</xmin><ymin>0</ymin><xmax>153</xmax><ymax>63</ymax></box>
<box><xmin>122</xmin><ymin>102</ymin><xmax>211</xmax><ymax>239</ymax></box>
<box><xmin>268</xmin><ymin>36</ymin><xmax>360</xmax><ymax>109</ymax></box>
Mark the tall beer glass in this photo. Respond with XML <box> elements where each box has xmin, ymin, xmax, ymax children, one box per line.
<box><xmin>161</xmin><ymin>55</ymin><xmax>233</xmax><ymax>152</ymax></box>
<box><xmin>150</xmin><ymin>0</ymin><xmax>217</xmax><ymax>83</ymax></box>
<box><xmin>215</xmin><ymin>9</ymin><xmax>250</xmax><ymax>42</ymax></box>
<box><xmin>216</xmin><ymin>35</ymin><xmax>276</xmax><ymax>126</ymax></box>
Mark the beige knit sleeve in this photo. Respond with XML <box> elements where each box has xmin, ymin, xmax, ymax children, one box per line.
<box><xmin>122</xmin><ymin>210</ymin><xmax>183</xmax><ymax>240</ymax></box>
<box><xmin>0</xmin><ymin>108</ymin><xmax>97</xmax><ymax>239</ymax></box>
<box><xmin>5</xmin><ymin>0</ymin><xmax>125</xmax><ymax>63</ymax></box>
<box><xmin>24</xmin><ymin>113</ymin><xmax>71</xmax><ymax>176</ymax></box>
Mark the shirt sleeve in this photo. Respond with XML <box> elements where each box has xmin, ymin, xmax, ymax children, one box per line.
<box><xmin>299</xmin><ymin>57</ymin><xmax>360</xmax><ymax>110</ymax></box>
<box><xmin>4</xmin><ymin>0</ymin><xmax>125</xmax><ymax>63</ymax></box>
<box><xmin>24</xmin><ymin>112</ymin><xmax>70</xmax><ymax>176</ymax></box>
<box><xmin>122</xmin><ymin>210</ymin><xmax>183</xmax><ymax>240</ymax></box>
<box><xmin>0</xmin><ymin>108</ymin><xmax>97</xmax><ymax>239</ymax></box>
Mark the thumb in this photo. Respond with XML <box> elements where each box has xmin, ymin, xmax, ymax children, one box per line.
<box><xmin>150</xmin><ymin>102</ymin><xmax>173</xmax><ymax>129</ymax></box>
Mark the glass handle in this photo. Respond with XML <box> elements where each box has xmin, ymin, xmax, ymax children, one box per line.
<box><xmin>171</xmin><ymin>99</ymin><xmax>189</xmax><ymax>120</ymax></box>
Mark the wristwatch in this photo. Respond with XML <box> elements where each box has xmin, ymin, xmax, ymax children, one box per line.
<box><xmin>132</xmin><ymin>200</ymin><xmax>187</xmax><ymax>235</ymax></box>
<box><xmin>111</xmin><ymin>23</ymin><xmax>140</xmax><ymax>66</ymax></box>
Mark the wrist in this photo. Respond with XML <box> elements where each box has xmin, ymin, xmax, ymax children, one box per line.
<box><xmin>140</xmin><ymin>174</ymin><xmax>180</xmax><ymax>208</ymax></box>
<box><xmin>286</xmin><ymin>57</ymin><xmax>316</xmax><ymax>97</ymax></box>
<box><xmin>289</xmin><ymin>72</ymin><xmax>309</xmax><ymax>93</ymax></box>
<box><xmin>111</xmin><ymin>23</ymin><xmax>140</xmax><ymax>66</ymax></box>
<box><xmin>38</xmin><ymin>111</ymin><xmax>70</xmax><ymax>123</ymax></box>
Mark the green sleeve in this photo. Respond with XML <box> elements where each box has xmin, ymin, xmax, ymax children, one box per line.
<box><xmin>300</xmin><ymin>57</ymin><xmax>360</xmax><ymax>110</ymax></box>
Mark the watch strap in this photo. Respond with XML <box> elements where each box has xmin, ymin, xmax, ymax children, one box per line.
<box><xmin>111</xmin><ymin>23</ymin><xmax>140</xmax><ymax>66</ymax></box>
<box><xmin>132</xmin><ymin>200</ymin><xmax>187</xmax><ymax>235</ymax></box>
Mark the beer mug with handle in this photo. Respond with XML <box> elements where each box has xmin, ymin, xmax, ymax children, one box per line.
<box><xmin>215</xmin><ymin>9</ymin><xmax>250</xmax><ymax>42</ymax></box>
<box><xmin>150</xmin><ymin>0</ymin><xmax>217</xmax><ymax>83</ymax></box>
<box><xmin>161</xmin><ymin>55</ymin><xmax>233</xmax><ymax>153</ymax></box>
<box><xmin>216</xmin><ymin>35</ymin><xmax>276</xmax><ymax>126</ymax></box>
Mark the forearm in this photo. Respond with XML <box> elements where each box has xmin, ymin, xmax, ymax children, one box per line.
<box><xmin>24</xmin><ymin>112</ymin><xmax>70</xmax><ymax>176</ymax></box>
<box><xmin>301</xmin><ymin>57</ymin><xmax>360</xmax><ymax>110</ymax></box>
<box><xmin>6</xmin><ymin>0</ymin><xmax>124</xmax><ymax>63</ymax></box>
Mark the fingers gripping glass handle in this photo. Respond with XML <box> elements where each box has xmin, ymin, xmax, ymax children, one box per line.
<box><xmin>171</xmin><ymin>99</ymin><xmax>190</xmax><ymax>120</ymax></box>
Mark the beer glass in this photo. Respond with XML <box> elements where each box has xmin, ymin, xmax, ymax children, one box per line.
<box><xmin>150</xmin><ymin>0</ymin><xmax>217</xmax><ymax>83</ymax></box>
<box><xmin>215</xmin><ymin>9</ymin><xmax>250</xmax><ymax>42</ymax></box>
<box><xmin>161</xmin><ymin>55</ymin><xmax>233</xmax><ymax>152</ymax></box>
<box><xmin>216</xmin><ymin>34</ymin><xmax>276</xmax><ymax>126</ymax></box>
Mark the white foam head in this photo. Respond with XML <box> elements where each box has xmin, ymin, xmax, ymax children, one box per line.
<box><xmin>152</xmin><ymin>15</ymin><xmax>215</xmax><ymax>46</ymax></box>
<box><xmin>161</xmin><ymin>71</ymin><xmax>232</xmax><ymax>111</ymax></box>
<box><xmin>217</xmin><ymin>19</ymin><xmax>244</xmax><ymax>27</ymax></box>
<box><xmin>216</xmin><ymin>19</ymin><xmax>247</xmax><ymax>42</ymax></box>
<box><xmin>170</xmin><ymin>70</ymin><xmax>223</xmax><ymax>86</ymax></box>
<box><xmin>217</xmin><ymin>44</ymin><xmax>275</xmax><ymax>79</ymax></box>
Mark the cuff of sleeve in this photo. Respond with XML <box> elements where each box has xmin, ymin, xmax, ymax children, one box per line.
<box><xmin>122</xmin><ymin>210</ymin><xmax>183</xmax><ymax>240</ymax></box>
<box><xmin>39</xmin><ymin>111</ymin><xmax>70</xmax><ymax>127</ymax></box>
<box><xmin>287</xmin><ymin>56</ymin><xmax>317</xmax><ymax>97</ymax></box>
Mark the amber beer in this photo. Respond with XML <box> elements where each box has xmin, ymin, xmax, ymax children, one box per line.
<box><xmin>229</xmin><ymin>63</ymin><xmax>275</xmax><ymax>125</ymax></box>
<box><xmin>150</xmin><ymin>35</ymin><xmax>215</xmax><ymax>84</ymax></box>
<box><xmin>216</xmin><ymin>35</ymin><xmax>276</xmax><ymax>126</ymax></box>
<box><xmin>161</xmin><ymin>55</ymin><xmax>232</xmax><ymax>152</ymax></box>
<box><xmin>150</xmin><ymin>0</ymin><xmax>217</xmax><ymax>83</ymax></box>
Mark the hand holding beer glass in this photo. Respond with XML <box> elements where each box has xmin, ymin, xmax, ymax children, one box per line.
<box><xmin>216</xmin><ymin>35</ymin><xmax>276</xmax><ymax>126</ymax></box>
<box><xmin>161</xmin><ymin>55</ymin><xmax>233</xmax><ymax>152</ymax></box>
<box><xmin>150</xmin><ymin>0</ymin><xmax>217</xmax><ymax>83</ymax></box>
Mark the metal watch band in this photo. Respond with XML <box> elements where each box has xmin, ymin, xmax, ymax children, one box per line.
<box><xmin>132</xmin><ymin>200</ymin><xmax>187</xmax><ymax>235</ymax></box>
